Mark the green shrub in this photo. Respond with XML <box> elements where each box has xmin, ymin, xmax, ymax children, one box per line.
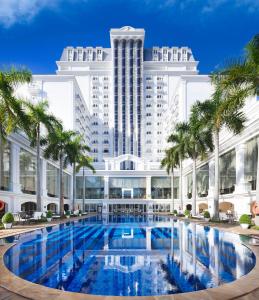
<box><xmin>239</xmin><ymin>214</ymin><xmax>251</xmax><ymax>225</ymax></box>
<box><xmin>184</xmin><ymin>209</ymin><xmax>191</xmax><ymax>217</ymax></box>
<box><xmin>65</xmin><ymin>210</ymin><xmax>70</xmax><ymax>216</ymax></box>
<box><xmin>2</xmin><ymin>212</ymin><xmax>14</xmax><ymax>224</ymax></box>
<box><xmin>46</xmin><ymin>211</ymin><xmax>53</xmax><ymax>218</ymax></box>
<box><xmin>173</xmin><ymin>209</ymin><xmax>178</xmax><ymax>215</ymax></box>
<box><xmin>79</xmin><ymin>210</ymin><xmax>82</xmax><ymax>214</ymax></box>
<box><xmin>204</xmin><ymin>211</ymin><xmax>210</xmax><ymax>218</ymax></box>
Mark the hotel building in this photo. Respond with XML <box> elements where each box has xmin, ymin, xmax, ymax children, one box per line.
<box><xmin>0</xmin><ymin>26</ymin><xmax>258</xmax><ymax>217</ymax></box>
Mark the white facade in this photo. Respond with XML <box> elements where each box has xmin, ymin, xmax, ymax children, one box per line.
<box><xmin>0</xmin><ymin>26</ymin><xmax>258</xmax><ymax>217</ymax></box>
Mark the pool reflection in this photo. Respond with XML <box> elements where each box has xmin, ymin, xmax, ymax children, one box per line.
<box><xmin>4</xmin><ymin>216</ymin><xmax>255</xmax><ymax>296</ymax></box>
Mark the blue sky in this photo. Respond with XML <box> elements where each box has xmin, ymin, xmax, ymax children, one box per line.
<box><xmin>0</xmin><ymin>0</ymin><xmax>258</xmax><ymax>74</ymax></box>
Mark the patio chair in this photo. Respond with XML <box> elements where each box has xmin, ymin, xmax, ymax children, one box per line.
<box><xmin>28</xmin><ymin>211</ymin><xmax>44</xmax><ymax>222</ymax></box>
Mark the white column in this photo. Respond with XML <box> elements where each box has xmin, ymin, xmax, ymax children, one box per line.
<box><xmin>208</xmin><ymin>160</ymin><xmax>215</xmax><ymax>197</ymax></box>
<box><xmin>146</xmin><ymin>176</ymin><xmax>151</xmax><ymax>200</ymax></box>
<box><xmin>235</xmin><ymin>143</ymin><xmax>251</xmax><ymax>194</ymax></box>
<box><xmin>170</xmin><ymin>175</ymin><xmax>174</xmax><ymax>212</ymax></box>
<box><xmin>42</xmin><ymin>160</ymin><xmax>47</xmax><ymax>198</ymax></box>
<box><xmin>11</xmin><ymin>142</ymin><xmax>21</xmax><ymax>194</ymax></box>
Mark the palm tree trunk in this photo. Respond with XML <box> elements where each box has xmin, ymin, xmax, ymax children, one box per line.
<box><xmin>36</xmin><ymin>125</ymin><xmax>41</xmax><ymax>211</ymax></box>
<box><xmin>83</xmin><ymin>166</ymin><xmax>85</xmax><ymax>212</ymax></box>
<box><xmin>0</xmin><ymin>133</ymin><xmax>3</xmax><ymax>190</ymax></box>
<box><xmin>256</xmin><ymin>137</ymin><xmax>259</xmax><ymax>203</ymax></box>
<box><xmin>171</xmin><ymin>169</ymin><xmax>174</xmax><ymax>212</ymax></box>
<box><xmin>213</xmin><ymin>130</ymin><xmax>220</xmax><ymax>219</ymax></box>
<box><xmin>72</xmin><ymin>163</ymin><xmax>76</xmax><ymax>211</ymax></box>
<box><xmin>179</xmin><ymin>160</ymin><xmax>183</xmax><ymax>211</ymax></box>
<box><xmin>192</xmin><ymin>157</ymin><xmax>197</xmax><ymax>216</ymax></box>
<box><xmin>59</xmin><ymin>154</ymin><xmax>64</xmax><ymax>216</ymax></box>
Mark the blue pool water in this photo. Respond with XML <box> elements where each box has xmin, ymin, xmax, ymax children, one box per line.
<box><xmin>3</xmin><ymin>215</ymin><xmax>256</xmax><ymax>296</ymax></box>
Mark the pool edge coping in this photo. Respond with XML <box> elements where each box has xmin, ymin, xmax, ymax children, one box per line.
<box><xmin>1</xmin><ymin>218</ymin><xmax>259</xmax><ymax>300</ymax></box>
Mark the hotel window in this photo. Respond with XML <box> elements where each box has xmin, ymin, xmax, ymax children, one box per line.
<box><xmin>93</xmin><ymin>104</ymin><xmax>98</xmax><ymax>108</ymax></box>
<box><xmin>146</xmin><ymin>95</ymin><xmax>152</xmax><ymax>98</ymax></box>
<box><xmin>0</xmin><ymin>141</ymin><xmax>11</xmax><ymax>191</ymax></box>
<box><xmin>63</xmin><ymin>173</ymin><xmax>71</xmax><ymax>199</ymax></box>
<box><xmin>93</xmin><ymin>158</ymin><xmax>98</xmax><ymax>162</ymax></box>
<box><xmin>146</xmin><ymin>140</ymin><xmax>152</xmax><ymax>144</ymax></box>
<box><xmin>67</xmin><ymin>49</ymin><xmax>74</xmax><ymax>61</ymax></box>
<box><xmin>93</xmin><ymin>149</ymin><xmax>98</xmax><ymax>153</ymax></box>
<box><xmin>92</xmin><ymin>140</ymin><xmax>98</xmax><ymax>144</ymax></box>
<box><xmin>146</xmin><ymin>113</ymin><xmax>152</xmax><ymax>117</ymax></box>
<box><xmin>97</xmin><ymin>48</ymin><xmax>103</xmax><ymax>61</ymax></box>
<box><xmin>104</xmin><ymin>95</ymin><xmax>109</xmax><ymax>99</ymax></box>
<box><xmin>103</xmin><ymin>149</ymin><xmax>109</xmax><ymax>153</ymax></box>
<box><xmin>78</xmin><ymin>49</ymin><xmax>83</xmax><ymax>61</ymax></box>
<box><xmin>92</xmin><ymin>95</ymin><xmax>98</xmax><ymax>99</ymax></box>
<box><xmin>157</xmin><ymin>113</ymin><xmax>162</xmax><ymax>117</ymax></box>
<box><xmin>86</xmin><ymin>48</ymin><xmax>93</xmax><ymax>61</ymax></box>
<box><xmin>92</xmin><ymin>131</ymin><xmax>98</xmax><ymax>135</ymax></box>
<box><xmin>172</xmin><ymin>48</ymin><xmax>178</xmax><ymax>61</ymax></box>
<box><xmin>157</xmin><ymin>104</ymin><xmax>162</xmax><ymax>107</ymax></box>
<box><xmin>47</xmin><ymin>163</ymin><xmax>59</xmax><ymax>198</ymax></box>
<box><xmin>152</xmin><ymin>48</ymin><xmax>159</xmax><ymax>61</ymax></box>
<box><xmin>92</xmin><ymin>122</ymin><xmax>98</xmax><ymax>126</ymax></box>
<box><xmin>20</xmin><ymin>148</ymin><xmax>36</xmax><ymax>195</ymax></box>
<box><xmin>104</xmin><ymin>122</ymin><xmax>108</xmax><ymax>126</ymax></box>
<box><xmin>245</xmin><ymin>136</ymin><xmax>258</xmax><ymax>190</ymax></box>
<box><xmin>146</xmin><ymin>76</ymin><xmax>152</xmax><ymax>81</ymax></box>
<box><xmin>104</xmin><ymin>104</ymin><xmax>108</xmax><ymax>108</ymax></box>
<box><xmin>219</xmin><ymin>149</ymin><xmax>236</xmax><ymax>195</ymax></box>
<box><xmin>104</xmin><ymin>77</ymin><xmax>109</xmax><ymax>81</ymax></box>
<box><xmin>103</xmin><ymin>140</ymin><xmax>109</xmax><ymax>144</ymax></box>
<box><xmin>146</xmin><ymin>104</ymin><xmax>152</xmax><ymax>108</ymax></box>
<box><xmin>146</xmin><ymin>131</ymin><xmax>151</xmax><ymax>135</ymax></box>
<box><xmin>93</xmin><ymin>86</ymin><xmax>98</xmax><ymax>90</ymax></box>
<box><xmin>182</xmin><ymin>49</ymin><xmax>187</xmax><ymax>61</ymax></box>
<box><xmin>104</xmin><ymin>86</ymin><xmax>108</xmax><ymax>90</ymax></box>
<box><xmin>157</xmin><ymin>95</ymin><xmax>163</xmax><ymax>99</ymax></box>
<box><xmin>162</xmin><ymin>48</ymin><xmax>168</xmax><ymax>61</ymax></box>
<box><xmin>157</xmin><ymin>86</ymin><xmax>162</xmax><ymax>90</ymax></box>
<box><xmin>157</xmin><ymin>131</ymin><xmax>162</xmax><ymax>134</ymax></box>
<box><xmin>146</xmin><ymin>86</ymin><xmax>152</xmax><ymax>90</ymax></box>
<box><xmin>93</xmin><ymin>113</ymin><xmax>98</xmax><ymax>117</ymax></box>
<box><xmin>104</xmin><ymin>113</ymin><xmax>108</xmax><ymax>117</ymax></box>
<box><xmin>146</xmin><ymin>122</ymin><xmax>151</xmax><ymax>126</ymax></box>
<box><xmin>151</xmin><ymin>177</ymin><xmax>171</xmax><ymax>199</ymax></box>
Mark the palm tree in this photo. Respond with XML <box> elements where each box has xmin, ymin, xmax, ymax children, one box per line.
<box><xmin>24</xmin><ymin>99</ymin><xmax>62</xmax><ymax>212</ymax></box>
<box><xmin>0</xmin><ymin>67</ymin><xmax>32</xmax><ymax>189</ymax></box>
<box><xmin>168</xmin><ymin>123</ymin><xmax>189</xmax><ymax>211</ymax></box>
<box><xmin>161</xmin><ymin>147</ymin><xmax>179</xmax><ymax>212</ymax></box>
<box><xmin>176</xmin><ymin>118</ymin><xmax>213</xmax><ymax>216</ymax></box>
<box><xmin>216</xmin><ymin>34</ymin><xmax>259</xmax><ymax>204</ymax></box>
<box><xmin>66</xmin><ymin>135</ymin><xmax>95</xmax><ymax>211</ymax></box>
<box><xmin>75</xmin><ymin>154</ymin><xmax>95</xmax><ymax>212</ymax></box>
<box><xmin>192</xmin><ymin>87</ymin><xmax>247</xmax><ymax>219</ymax></box>
<box><xmin>43</xmin><ymin>126</ymin><xmax>76</xmax><ymax>216</ymax></box>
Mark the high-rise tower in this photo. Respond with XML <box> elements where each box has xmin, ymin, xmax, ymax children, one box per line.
<box><xmin>110</xmin><ymin>27</ymin><xmax>145</xmax><ymax>169</ymax></box>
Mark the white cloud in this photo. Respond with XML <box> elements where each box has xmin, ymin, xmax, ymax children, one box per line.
<box><xmin>0</xmin><ymin>0</ymin><xmax>61</xmax><ymax>27</ymax></box>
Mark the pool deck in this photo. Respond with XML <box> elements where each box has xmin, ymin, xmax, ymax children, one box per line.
<box><xmin>1</xmin><ymin>216</ymin><xmax>259</xmax><ymax>300</ymax></box>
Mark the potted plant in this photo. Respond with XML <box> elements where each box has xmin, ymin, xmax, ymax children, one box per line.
<box><xmin>79</xmin><ymin>210</ymin><xmax>82</xmax><ymax>217</ymax></box>
<box><xmin>184</xmin><ymin>209</ymin><xmax>191</xmax><ymax>219</ymax></box>
<box><xmin>173</xmin><ymin>209</ymin><xmax>178</xmax><ymax>216</ymax></box>
<box><xmin>46</xmin><ymin>210</ymin><xmax>53</xmax><ymax>222</ymax></box>
<box><xmin>2</xmin><ymin>212</ymin><xmax>14</xmax><ymax>229</ymax></box>
<box><xmin>203</xmin><ymin>211</ymin><xmax>210</xmax><ymax>222</ymax></box>
<box><xmin>65</xmin><ymin>210</ymin><xmax>71</xmax><ymax>219</ymax></box>
<box><xmin>239</xmin><ymin>214</ymin><xmax>251</xmax><ymax>229</ymax></box>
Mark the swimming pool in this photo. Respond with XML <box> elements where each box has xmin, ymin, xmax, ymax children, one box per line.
<box><xmin>3</xmin><ymin>215</ymin><xmax>256</xmax><ymax>296</ymax></box>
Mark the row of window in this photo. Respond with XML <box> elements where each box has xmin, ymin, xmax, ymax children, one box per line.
<box><xmin>92</xmin><ymin>122</ymin><xmax>109</xmax><ymax>126</ymax></box>
<box><xmin>146</xmin><ymin>104</ymin><xmax>163</xmax><ymax>108</ymax></box>
<box><xmin>92</xmin><ymin>140</ymin><xmax>109</xmax><ymax>144</ymax></box>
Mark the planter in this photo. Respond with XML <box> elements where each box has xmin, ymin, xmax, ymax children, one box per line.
<box><xmin>185</xmin><ymin>215</ymin><xmax>189</xmax><ymax>219</ymax></box>
<box><xmin>47</xmin><ymin>218</ymin><xmax>52</xmax><ymax>222</ymax></box>
<box><xmin>66</xmin><ymin>216</ymin><xmax>70</xmax><ymax>219</ymax></box>
<box><xmin>254</xmin><ymin>215</ymin><xmax>259</xmax><ymax>226</ymax></box>
<box><xmin>205</xmin><ymin>218</ymin><xmax>210</xmax><ymax>222</ymax></box>
<box><xmin>3</xmin><ymin>223</ymin><xmax>12</xmax><ymax>229</ymax></box>
<box><xmin>240</xmin><ymin>223</ymin><xmax>249</xmax><ymax>229</ymax></box>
